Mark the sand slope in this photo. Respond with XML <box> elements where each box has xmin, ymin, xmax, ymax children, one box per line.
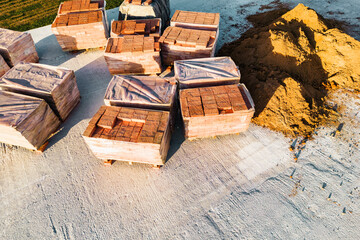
<box><xmin>219</xmin><ymin>4</ymin><xmax>360</xmax><ymax>137</ymax></box>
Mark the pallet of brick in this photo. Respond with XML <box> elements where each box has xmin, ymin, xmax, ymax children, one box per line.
<box><xmin>159</xmin><ymin>26</ymin><xmax>218</xmax><ymax>66</ymax></box>
<box><xmin>0</xmin><ymin>63</ymin><xmax>80</xmax><ymax>122</ymax></box>
<box><xmin>104</xmin><ymin>35</ymin><xmax>161</xmax><ymax>75</ymax></box>
<box><xmin>119</xmin><ymin>0</ymin><xmax>170</xmax><ymax>32</ymax></box>
<box><xmin>83</xmin><ymin>105</ymin><xmax>172</xmax><ymax>167</ymax></box>
<box><xmin>51</xmin><ymin>9</ymin><xmax>109</xmax><ymax>51</ymax></box>
<box><xmin>174</xmin><ymin>57</ymin><xmax>241</xmax><ymax>89</ymax></box>
<box><xmin>171</xmin><ymin>10</ymin><xmax>220</xmax><ymax>31</ymax></box>
<box><xmin>0</xmin><ymin>91</ymin><xmax>61</xmax><ymax>151</ymax></box>
<box><xmin>123</xmin><ymin>0</ymin><xmax>152</xmax><ymax>5</ymax></box>
<box><xmin>180</xmin><ymin>84</ymin><xmax>255</xmax><ymax>139</ymax></box>
<box><xmin>110</xmin><ymin>18</ymin><xmax>161</xmax><ymax>38</ymax></box>
<box><xmin>58</xmin><ymin>0</ymin><xmax>106</xmax><ymax>15</ymax></box>
<box><xmin>104</xmin><ymin>75</ymin><xmax>177</xmax><ymax>111</ymax></box>
<box><xmin>0</xmin><ymin>28</ymin><xmax>39</xmax><ymax>67</ymax></box>
<box><xmin>0</xmin><ymin>55</ymin><xmax>9</xmax><ymax>77</ymax></box>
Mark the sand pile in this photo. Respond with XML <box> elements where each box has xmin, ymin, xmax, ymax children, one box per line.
<box><xmin>219</xmin><ymin>4</ymin><xmax>360</xmax><ymax>137</ymax></box>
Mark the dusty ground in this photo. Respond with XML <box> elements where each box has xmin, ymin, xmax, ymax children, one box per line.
<box><xmin>0</xmin><ymin>1</ymin><xmax>359</xmax><ymax>239</ymax></box>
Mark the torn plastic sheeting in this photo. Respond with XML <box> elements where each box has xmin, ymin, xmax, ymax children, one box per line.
<box><xmin>174</xmin><ymin>57</ymin><xmax>241</xmax><ymax>85</ymax></box>
<box><xmin>104</xmin><ymin>75</ymin><xmax>176</xmax><ymax>105</ymax></box>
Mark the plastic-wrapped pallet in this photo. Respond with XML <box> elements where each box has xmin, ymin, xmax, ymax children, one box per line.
<box><xmin>159</xmin><ymin>26</ymin><xmax>218</xmax><ymax>65</ymax></box>
<box><xmin>104</xmin><ymin>75</ymin><xmax>177</xmax><ymax>111</ymax></box>
<box><xmin>0</xmin><ymin>91</ymin><xmax>61</xmax><ymax>151</ymax></box>
<box><xmin>83</xmin><ymin>105</ymin><xmax>172</xmax><ymax>167</ymax></box>
<box><xmin>171</xmin><ymin>10</ymin><xmax>220</xmax><ymax>31</ymax></box>
<box><xmin>119</xmin><ymin>0</ymin><xmax>170</xmax><ymax>31</ymax></box>
<box><xmin>0</xmin><ymin>55</ymin><xmax>10</xmax><ymax>77</ymax></box>
<box><xmin>110</xmin><ymin>18</ymin><xmax>161</xmax><ymax>38</ymax></box>
<box><xmin>174</xmin><ymin>57</ymin><xmax>241</xmax><ymax>89</ymax></box>
<box><xmin>180</xmin><ymin>84</ymin><xmax>255</xmax><ymax>139</ymax></box>
<box><xmin>0</xmin><ymin>63</ymin><xmax>80</xmax><ymax>121</ymax></box>
<box><xmin>0</xmin><ymin>28</ymin><xmax>39</xmax><ymax>67</ymax></box>
<box><xmin>104</xmin><ymin>35</ymin><xmax>161</xmax><ymax>75</ymax></box>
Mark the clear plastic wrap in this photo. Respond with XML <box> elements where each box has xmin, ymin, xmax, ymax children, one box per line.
<box><xmin>174</xmin><ymin>57</ymin><xmax>241</xmax><ymax>88</ymax></box>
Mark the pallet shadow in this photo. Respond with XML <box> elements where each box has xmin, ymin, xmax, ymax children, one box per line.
<box><xmin>47</xmin><ymin>56</ymin><xmax>113</xmax><ymax>149</ymax></box>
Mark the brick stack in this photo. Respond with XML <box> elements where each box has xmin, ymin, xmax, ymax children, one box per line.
<box><xmin>0</xmin><ymin>63</ymin><xmax>80</xmax><ymax>122</ymax></box>
<box><xmin>179</xmin><ymin>84</ymin><xmax>255</xmax><ymax>139</ymax></box>
<box><xmin>110</xmin><ymin>19</ymin><xmax>161</xmax><ymax>38</ymax></box>
<box><xmin>159</xmin><ymin>26</ymin><xmax>218</xmax><ymax>65</ymax></box>
<box><xmin>171</xmin><ymin>10</ymin><xmax>220</xmax><ymax>30</ymax></box>
<box><xmin>58</xmin><ymin>0</ymin><xmax>102</xmax><ymax>14</ymax></box>
<box><xmin>104</xmin><ymin>75</ymin><xmax>177</xmax><ymax>111</ymax></box>
<box><xmin>0</xmin><ymin>28</ymin><xmax>39</xmax><ymax>67</ymax></box>
<box><xmin>0</xmin><ymin>55</ymin><xmax>10</xmax><ymax>77</ymax></box>
<box><xmin>83</xmin><ymin>106</ymin><xmax>172</xmax><ymax>166</ymax></box>
<box><xmin>174</xmin><ymin>57</ymin><xmax>241</xmax><ymax>89</ymax></box>
<box><xmin>104</xmin><ymin>35</ymin><xmax>161</xmax><ymax>75</ymax></box>
<box><xmin>123</xmin><ymin>0</ymin><xmax>153</xmax><ymax>5</ymax></box>
<box><xmin>51</xmin><ymin>0</ymin><xmax>109</xmax><ymax>51</ymax></box>
<box><xmin>0</xmin><ymin>91</ymin><xmax>61</xmax><ymax>151</ymax></box>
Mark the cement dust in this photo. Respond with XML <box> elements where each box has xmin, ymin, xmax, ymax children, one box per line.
<box><xmin>219</xmin><ymin>4</ymin><xmax>360</xmax><ymax>137</ymax></box>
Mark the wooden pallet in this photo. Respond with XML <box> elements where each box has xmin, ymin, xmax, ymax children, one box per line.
<box><xmin>159</xmin><ymin>26</ymin><xmax>218</xmax><ymax>66</ymax></box>
<box><xmin>83</xmin><ymin>106</ymin><xmax>172</xmax><ymax>166</ymax></box>
<box><xmin>174</xmin><ymin>57</ymin><xmax>240</xmax><ymax>89</ymax></box>
<box><xmin>104</xmin><ymin>36</ymin><xmax>161</xmax><ymax>75</ymax></box>
<box><xmin>0</xmin><ymin>91</ymin><xmax>61</xmax><ymax>151</ymax></box>
<box><xmin>171</xmin><ymin>10</ymin><xmax>220</xmax><ymax>31</ymax></box>
<box><xmin>0</xmin><ymin>28</ymin><xmax>39</xmax><ymax>67</ymax></box>
<box><xmin>51</xmin><ymin>9</ymin><xmax>109</xmax><ymax>51</ymax></box>
<box><xmin>180</xmin><ymin>84</ymin><xmax>255</xmax><ymax>139</ymax></box>
<box><xmin>0</xmin><ymin>63</ymin><xmax>80</xmax><ymax>121</ymax></box>
<box><xmin>111</xmin><ymin>19</ymin><xmax>161</xmax><ymax>38</ymax></box>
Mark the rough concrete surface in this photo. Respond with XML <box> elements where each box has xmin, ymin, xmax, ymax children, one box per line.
<box><xmin>0</xmin><ymin>1</ymin><xmax>359</xmax><ymax>239</ymax></box>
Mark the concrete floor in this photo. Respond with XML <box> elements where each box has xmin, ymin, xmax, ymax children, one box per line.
<box><xmin>0</xmin><ymin>1</ymin><xmax>359</xmax><ymax>239</ymax></box>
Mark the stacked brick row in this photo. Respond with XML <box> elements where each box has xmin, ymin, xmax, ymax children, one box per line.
<box><xmin>83</xmin><ymin>76</ymin><xmax>176</xmax><ymax>167</ymax></box>
<box><xmin>123</xmin><ymin>0</ymin><xmax>153</xmax><ymax>5</ymax></box>
<box><xmin>0</xmin><ymin>63</ymin><xmax>80</xmax><ymax>151</ymax></box>
<box><xmin>179</xmin><ymin>84</ymin><xmax>254</xmax><ymax>139</ymax></box>
<box><xmin>174</xmin><ymin>57</ymin><xmax>255</xmax><ymax>139</ymax></box>
<box><xmin>83</xmin><ymin>106</ymin><xmax>171</xmax><ymax>166</ymax></box>
<box><xmin>159</xmin><ymin>10</ymin><xmax>220</xmax><ymax>65</ymax></box>
<box><xmin>51</xmin><ymin>0</ymin><xmax>109</xmax><ymax>51</ymax></box>
<box><xmin>104</xmin><ymin>35</ymin><xmax>161</xmax><ymax>74</ymax></box>
<box><xmin>110</xmin><ymin>19</ymin><xmax>161</xmax><ymax>37</ymax></box>
<box><xmin>0</xmin><ymin>28</ymin><xmax>39</xmax><ymax>69</ymax></box>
